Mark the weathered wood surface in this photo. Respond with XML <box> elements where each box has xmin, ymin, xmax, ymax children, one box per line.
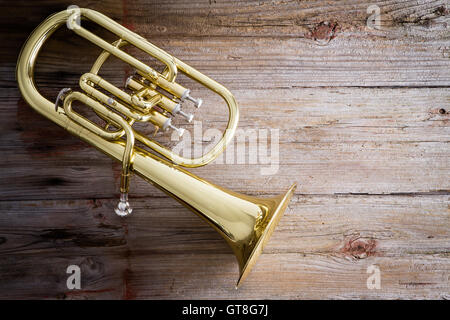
<box><xmin>0</xmin><ymin>196</ymin><xmax>448</xmax><ymax>299</ymax></box>
<box><xmin>0</xmin><ymin>0</ymin><xmax>449</xmax><ymax>299</ymax></box>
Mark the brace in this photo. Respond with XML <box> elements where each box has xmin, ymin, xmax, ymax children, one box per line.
<box><xmin>54</xmin><ymin>88</ymin><xmax>72</xmax><ymax>112</ymax></box>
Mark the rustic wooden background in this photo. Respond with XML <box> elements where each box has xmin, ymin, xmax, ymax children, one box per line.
<box><xmin>0</xmin><ymin>0</ymin><xmax>449</xmax><ymax>299</ymax></box>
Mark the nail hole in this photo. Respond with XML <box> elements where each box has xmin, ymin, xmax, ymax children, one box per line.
<box><xmin>438</xmin><ymin>108</ymin><xmax>446</xmax><ymax>114</ymax></box>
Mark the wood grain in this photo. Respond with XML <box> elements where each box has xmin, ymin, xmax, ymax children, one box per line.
<box><xmin>1</xmin><ymin>87</ymin><xmax>448</xmax><ymax>199</ymax></box>
<box><xmin>0</xmin><ymin>196</ymin><xmax>448</xmax><ymax>299</ymax></box>
<box><xmin>1</xmin><ymin>0</ymin><xmax>449</xmax><ymax>89</ymax></box>
<box><xmin>0</xmin><ymin>0</ymin><xmax>448</xmax><ymax>299</ymax></box>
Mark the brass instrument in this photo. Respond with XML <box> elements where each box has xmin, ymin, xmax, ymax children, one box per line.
<box><xmin>16</xmin><ymin>8</ymin><xmax>296</xmax><ymax>287</ymax></box>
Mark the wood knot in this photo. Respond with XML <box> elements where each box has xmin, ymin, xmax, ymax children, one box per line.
<box><xmin>80</xmin><ymin>257</ymin><xmax>104</xmax><ymax>275</ymax></box>
<box><xmin>90</xmin><ymin>198</ymin><xmax>102</xmax><ymax>209</ymax></box>
<box><xmin>435</xmin><ymin>6</ymin><xmax>448</xmax><ymax>16</ymax></box>
<box><xmin>340</xmin><ymin>236</ymin><xmax>377</xmax><ymax>259</ymax></box>
<box><xmin>306</xmin><ymin>21</ymin><xmax>339</xmax><ymax>45</ymax></box>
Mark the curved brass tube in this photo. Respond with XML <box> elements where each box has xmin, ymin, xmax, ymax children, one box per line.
<box><xmin>87</xmin><ymin>33</ymin><xmax>239</xmax><ymax>167</ymax></box>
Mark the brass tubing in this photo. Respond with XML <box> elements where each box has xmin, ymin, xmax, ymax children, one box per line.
<box><xmin>79</xmin><ymin>73</ymin><xmax>170</xmax><ymax>130</ymax></box>
<box><xmin>73</xmin><ymin>26</ymin><xmax>159</xmax><ymax>81</ymax></box>
<box><xmin>126</xmin><ymin>77</ymin><xmax>180</xmax><ymax>114</ymax></box>
<box><xmin>72</xmin><ymin>9</ymin><xmax>239</xmax><ymax>167</ymax></box>
<box><xmin>16</xmin><ymin>8</ymin><xmax>238</xmax><ymax>167</ymax></box>
<box><xmin>131</xmin><ymin>88</ymin><xmax>162</xmax><ymax>113</ymax></box>
<box><xmin>79</xmin><ymin>73</ymin><xmax>153</xmax><ymax>122</ymax></box>
<box><xmin>137</xmin><ymin>69</ymin><xmax>188</xmax><ymax>98</ymax></box>
<box><xmin>73</xmin><ymin>9</ymin><xmax>178</xmax><ymax>81</ymax></box>
<box><xmin>63</xmin><ymin>91</ymin><xmax>135</xmax><ymax>194</ymax></box>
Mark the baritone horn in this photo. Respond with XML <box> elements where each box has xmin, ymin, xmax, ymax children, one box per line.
<box><xmin>16</xmin><ymin>8</ymin><xmax>296</xmax><ymax>287</ymax></box>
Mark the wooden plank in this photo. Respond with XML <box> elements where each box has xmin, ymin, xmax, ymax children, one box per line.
<box><xmin>0</xmin><ymin>0</ymin><xmax>448</xmax><ymax>300</ymax></box>
<box><xmin>1</xmin><ymin>87</ymin><xmax>448</xmax><ymax>200</ymax></box>
<box><xmin>4</xmin><ymin>0</ymin><xmax>449</xmax><ymax>39</ymax></box>
<box><xmin>0</xmin><ymin>200</ymin><xmax>128</xmax><ymax>299</ymax></box>
<box><xmin>128</xmin><ymin>0</ymin><xmax>450</xmax><ymax>40</ymax></box>
<box><xmin>0</xmin><ymin>253</ymin><xmax>126</xmax><ymax>299</ymax></box>
<box><xmin>127</xmin><ymin>254</ymin><xmax>450</xmax><ymax>299</ymax></box>
<box><xmin>13</xmin><ymin>36</ymin><xmax>449</xmax><ymax>89</ymax></box>
<box><xmin>0</xmin><ymin>195</ymin><xmax>447</xmax><ymax>299</ymax></box>
<box><xmin>0</xmin><ymin>0</ymin><xmax>449</xmax><ymax>89</ymax></box>
<box><xmin>1</xmin><ymin>193</ymin><xmax>449</xmax><ymax>256</ymax></box>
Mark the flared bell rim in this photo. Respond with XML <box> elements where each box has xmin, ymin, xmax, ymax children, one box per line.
<box><xmin>235</xmin><ymin>183</ymin><xmax>297</xmax><ymax>288</ymax></box>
